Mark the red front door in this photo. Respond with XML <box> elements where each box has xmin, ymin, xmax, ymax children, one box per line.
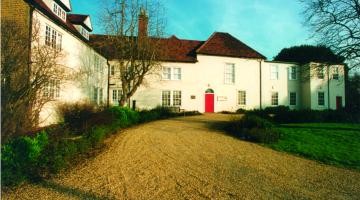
<box><xmin>205</xmin><ymin>93</ymin><xmax>214</xmax><ymax>113</ymax></box>
<box><xmin>336</xmin><ymin>96</ymin><xmax>342</xmax><ymax>110</ymax></box>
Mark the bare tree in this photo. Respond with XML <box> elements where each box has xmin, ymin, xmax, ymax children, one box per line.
<box><xmin>95</xmin><ymin>0</ymin><xmax>165</xmax><ymax>106</ymax></box>
<box><xmin>1</xmin><ymin>19</ymin><xmax>66</xmax><ymax>141</ymax></box>
<box><xmin>301</xmin><ymin>0</ymin><xmax>360</xmax><ymax>70</ymax></box>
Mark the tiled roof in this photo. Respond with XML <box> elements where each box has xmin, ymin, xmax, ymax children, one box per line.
<box><xmin>67</xmin><ymin>14</ymin><xmax>87</xmax><ymax>24</ymax></box>
<box><xmin>67</xmin><ymin>14</ymin><xmax>92</xmax><ymax>31</ymax></box>
<box><xmin>89</xmin><ymin>34</ymin><xmax>204</xmax><ymax>62</ymax></box>
<box><xmin>90</xmin><ymin>32</ymin><xmax>266</xmax><ymax>62</ymax></box>
<box><xmin>197</xmin><ymin>32</ymin><xmax>266</xmax><ymax>59</ymax></box>
<box><xmin>29</xmin><ymin>1</ymin><xmax>95</xmax><ymax>45</ymax></box>
<box><xmin>156</xmin><ymin>36</ymin><xmax>204</xmax><ymax>62</ymax></box>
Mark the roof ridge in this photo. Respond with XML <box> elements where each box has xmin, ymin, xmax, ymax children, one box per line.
<box><xmin>68</xmin><ymin>13</ymin><xmax>89</xmax><ymax>17</ymax></box>
<box><xmin>195</xmin><ymin>32</ymin><xmax>217</xmax><ymax>53</ymax></box>
<box><xmin>225</xmin><ymin>33</ymin><xmax>266</xmax><ymax>59</ymax></box>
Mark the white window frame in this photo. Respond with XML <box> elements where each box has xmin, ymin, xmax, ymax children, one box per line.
<box><xmin>80</xmin><ymin>26</ymin><xmax>89</xmax><ymax>39</ymax></box>
<box><xmin>93</xmin><ymin>87</ymin><xmax>98</xmax><ymax>104</ymax></box>
<box><xmin>317</xmin><ymin>66</ymin><xmax>325</xmax><ymax>79</ymax></box>
<box><xmin>53</xmin><ymin>2</ymin><xmax>66</xmax><ymax>20</ymax></box>
<box><xmin>224</xmin><ymin>63</ymin><xmax>235</xmax><ymax>84</ymax></box>
<box><xmin>173</xmin><ymin>91</ymin><xmax>182</xmax><ymax>106</ymax></box>
<box><xmin>45</xmin><ymin>25</ymin><xmax>62</xmax><ymax>50</ymax></box>
<box><xmin>238</xmin><ymin>90</ymin><xmax>246</xmax><ymax>105</ymax></box>
<box><xmin>333</xmin><ymin>66</ymin><xmax>339</xmax><ymax>80</ymax></box>
<box><xmin>110</xmin><ymin>65</ymin><xmax>115</xmax><ymax>76</ymax></box>
<box><xmin>270</xmin><ymin>65</ymin><xmax>279</xmax><ymax>80</ymax></box>
<box><xmin>162</xmin><ymin>90</ymin><xmax>171</xmax><ymax>106</ymax></box>
<box><xmin>271</xmin><ymin>92</ymin><xmax>279</xmax><ymax>106</ymax></box>
<box><xmin>162</xmin><ymin>67</ymin><xmax>171</xmax><ymax>80</ymax></box>
<box><xmin>112</xmin><ymin>89</ymin><xmax>122</xmax><ymax>104</ymax></box>
<box><xmin>173</xmin><ymin>68</ymin><xmax>182</xmax><ymax>80</ymax></box>
<box><xmin>94</xmin><ymin>56</ymin><xmax>101</xmax><ymax>73</ymax></box>
<box><xmin>318</xmin><ymin>92</ymin><xmax>325</xmax><ymax>106</ymax></box>
<box><xmin>289</xmin><ymin>66</ymin><xmax>297</xmax><ymax>80</ymax></box>
<box><xmin>99</xmin><ymin>88</ymin><xmax>103</xmax><ymax>104</ymax></box>
<box><xmin>44</xmin><ymin>79</ymin><xmax>60</xmax><ymax>99</ymax></box>
<box><xmin>289</xmin><ymin>92</ymin><xmax>296</xmax><ymax>106</ymax></box>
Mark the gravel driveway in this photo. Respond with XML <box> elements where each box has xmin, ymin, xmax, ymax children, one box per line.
<box><xmin>3</xmin><ymin>114</ymin><xmax>360</xmax><ymax>199</ymax></box>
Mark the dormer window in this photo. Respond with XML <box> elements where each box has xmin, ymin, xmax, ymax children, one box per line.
<box><xmin>53</xmin><ymin>2</ymin><xmax>66</xmax><ymax>20</ymax></box>
<box><xmin>80</xmin><ymin>26</ymin><xmax>89</xmax><ymax>39</ymax></box>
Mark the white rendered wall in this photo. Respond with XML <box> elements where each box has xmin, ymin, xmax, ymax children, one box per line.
<box><xmin>111</xmin><ymin>55</ymin><xmax>263</xmax><ymax>112</ymax></box>
<box><xmin>262</xmin><ymin>62</ymin><xmax>301</xmax><ymax>110</ymax></box>
<box><xmin>33</xmin><ymin>10</ymin><xmax>108</xmax><ymax>125</ymax></box>
<box><xmin>309</xmin><ymin>63</ymin><xmax>345</xmax><ymax>110</ymax></box>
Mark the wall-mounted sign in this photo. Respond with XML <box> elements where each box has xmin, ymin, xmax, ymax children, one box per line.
<box><xmin>191</xmin><ymin>95</ymin><xmax>196</xmax><ymax>99</ymax></box>
<box><xmin>217</xmin><ymin>96</ymin><xmax>227</xmax><ymax>101</ymax></box>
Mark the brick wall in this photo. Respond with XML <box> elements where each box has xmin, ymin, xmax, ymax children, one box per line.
<box><xmin>1</xmin><ymin>0</ymin><xmax>31</xmax><ymax>26</ymax></box>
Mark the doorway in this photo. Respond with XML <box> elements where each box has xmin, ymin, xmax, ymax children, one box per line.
<box><xmin>336</xmin><ymin>96</ymin><xmax>342</xmax><ymax>110</ymax></box>
<box><xmin>205</xmin><ymin>89</ymin><xmax>214</xmax><ymax>113</ymax></box>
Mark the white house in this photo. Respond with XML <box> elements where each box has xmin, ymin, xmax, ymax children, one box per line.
<box><xmin>5</xmin><ymin>0</ymin><xmax>109</xmax><ymax>124</ymax></box>
<box><xmin>91</xmin><ymin>13</ymin><xmax>345</xmax><ymax>112</ymax></box>
<box><xmin>5</xmin><ymin>0</ymin><xmax>345</xmax><ymax>118</ymax></box>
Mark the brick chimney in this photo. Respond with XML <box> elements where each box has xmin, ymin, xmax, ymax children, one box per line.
<box><xmin>138</xmin><ymin>7</ymin><xmax>148</xmax><ymax>38</ymax></box>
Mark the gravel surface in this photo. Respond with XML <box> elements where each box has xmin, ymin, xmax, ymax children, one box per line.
<box><xmin>3</xmin><ymin>114</ymin><xmax>360</xmax><ymax>200</ymax></box>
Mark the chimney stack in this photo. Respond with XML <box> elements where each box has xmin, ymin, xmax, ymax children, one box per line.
<box><xmin>138</xmin><ymin>7</ymin><xmax>148</xmax><ymax>38</ymax></box>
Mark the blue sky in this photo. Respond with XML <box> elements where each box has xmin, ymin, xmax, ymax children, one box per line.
<box><xmin>71</xmin><ymin>0</ymin><xmax>314</xmax><ymax>60</ymax></box>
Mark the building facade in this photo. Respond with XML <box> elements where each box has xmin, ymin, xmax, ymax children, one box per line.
<box><xmin>2</xmin><ymin>0</ymin><xmax>109</xmax><ymax>124</ymax></box>
<box><xmin>96</xmin><ymin>31</ymin><xmax>345</xmax><ymax>112</ymax></box>
<box><xmin>3</xmin><ymin>0</ymin><xmax>345</xmax><ymax>118</ymax></box>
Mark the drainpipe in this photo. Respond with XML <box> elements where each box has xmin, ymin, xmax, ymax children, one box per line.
<box><xmin>28</xmin><ymin>5</ymin><xmax>35</xmax><ymax>124</ymax></box>
<box><xmin>259</xmin><ymin>60</ymin><xmax>262</xmax><ymax>110</ymax></box>
<box><xmin>327</xmin><ymin>65</ymin><xmax>330</xmax><ymax>110</ymax></box>
<box><xmin>106</xmin><ymin>60</ymin><xmax>111</xmax><ymax>107</ymax></box>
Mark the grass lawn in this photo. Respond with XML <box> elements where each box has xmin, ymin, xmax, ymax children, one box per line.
<box><xmin>270</xmin><ymin>123</ymin><xmax>360</xmax><ymax>170</ymax></box>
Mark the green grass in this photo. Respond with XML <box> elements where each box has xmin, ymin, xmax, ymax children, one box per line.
<box><xmin>270</xmin><ymin>123</ymin><xmax>360</xmax><ymax>170</ymax></box>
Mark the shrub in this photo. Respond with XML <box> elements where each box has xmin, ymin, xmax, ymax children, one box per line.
<box><xmin>107</xmin><ymin>106</ymin><xmax>140</xmax><ymax>128</ymax></box>
<box><xmin>57</xmin><ymin>102</ymin><xmax>98</xmax><ymax>133</ymax></box>
<box><xmin>151</xmin><ymin>106</ymin><xmax>176</xmax><ymax>118</ymax></box>
<box><xmin>183</xmin><ymin>111</ymin><xmax>201</xmax><ymax>116</ymax></box>
<box><xmin>219</xmin><ymin>111</ymin><xmax>234</xmax><ymax>114</ymax></box>
<box><xmin>243</xmin><ymin>128</ymin><xmax>280</xmax><ymax>143</ymax></box>
<box><xmin>87</xmin><ymin>126</ymin><xmax>108</xmax><ymax>147</ymax></box>
<box><xmin>237</xmin><ymin>115</ymin><xmax>274</xmax><ymax>129</ymax></box>
<box><xmin>263</xmin><ymin>106</ymin><xmax>290</xmax><ymax>114</ymax></box>
<box><xmin>139</xmin><ymin>107</ymin><xmax>201</xmax><ymax>122</ymax></box>
<box><xmin>1</xmin><ymin>131</ymin><xmax>48</xmax><ymax>186</ymax></box>
<box><xmin>227</xmin><ymin>115</ymin><xmax>280</xmax><ymax>144</ymax></box>
<box><xmin>236</xmin><ymin>108</ymin><xmax>246</xmax><ymax>114</ymax></box>
<box><xmin>139</xmin><ymin>109</ymin><xmax>161</xmax><ymax>122</ymax></box>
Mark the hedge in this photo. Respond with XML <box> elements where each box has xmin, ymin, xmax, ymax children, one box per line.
<box><xmin>2</xmin><ymin>104</ymin><xmax>200</xmax><ymax>188</ymax></box>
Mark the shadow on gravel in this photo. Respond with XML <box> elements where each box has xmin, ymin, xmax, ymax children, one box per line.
<box><xmin>40</xmin><ymin>181</ymin><xmax>115</xmax><ymax>200</ymax></box>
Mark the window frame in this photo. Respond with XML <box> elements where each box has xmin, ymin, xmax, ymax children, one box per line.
<box><xmin>173</xmin><ymin>90</ymin><xmax>182</xmax><ymax>106</ymax></box>
<box><xmin>333</xmin><ymin>66</ymin><xmax>339</xmax><ymax>80</ymax></box>
<box><xmin>93</xmin><ymin>87</ymin><xmax>98</xmax><ymax>104</ymax></box>
<box><xmin>53</xmin><ymin>2</ymin><xmax>66</xmax><ymax>20</ymax></box>
<box><xmin>173</xmin><ymin>68</ymin><xmax>182</xmax><ymax>80</ymax></box>
<box><xmin>110</xmin><ymin>65</ymin><xmax>115</xmax><ymax>76</ymax></box>
<box><xmin>270</xmin><ymin>65</ymin><xmax>279</xmax><ymax>80</ymax></box>
<box><xmin>318</xmin><ymin>92</ymin><xmax>325</xmax><ymax>106</ymax></box>
<box><xmin>237</xmin><ymin>90</ymin><xmax>246</xmax><ymax>105</ymax></box>
<box><xmin>224</xmin><ymin>63</ymin><xmax>235</xmax><ymax>84</ymax></box>
<box><xmin>162</xmin><ymin>67</ymin><xmax>171</xmax><ymax>80</ymax></box>
<box><xmin>161</xmin><ymin>90</ymin><xmax>171</xmax><ymax>106</ymax></box>
<box><xmin>45</xmin><ymin>25</ymin><xmax>62</xmax><ymax>50</ymax></box>
<box><xmin>271</xmin><ymin>92</ymin><xmax>279</xmax><ymax>106</ymax></box>
<box><xmin>289</xmin><ymin>92</ymin><xmax>296</xmax><ymax>106</ymax></box>
<box><xmin>317</xmin><ymin>66</ymin><xmax>325</xmax><ymax>79</ymax></box>
<box><xmin>289</xmin><ymin>66</ymin><xmax>297</xmax><ymax>80</ymax></box>
<box><xmin>99</xmin><ymin>88</ymin><xmax>103</xmax><ymax>104</ymax></box>
<box><xmin>43</xmin><ymin>79</ymin><xmax>60</xmax><ymax>99</ymax></box>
